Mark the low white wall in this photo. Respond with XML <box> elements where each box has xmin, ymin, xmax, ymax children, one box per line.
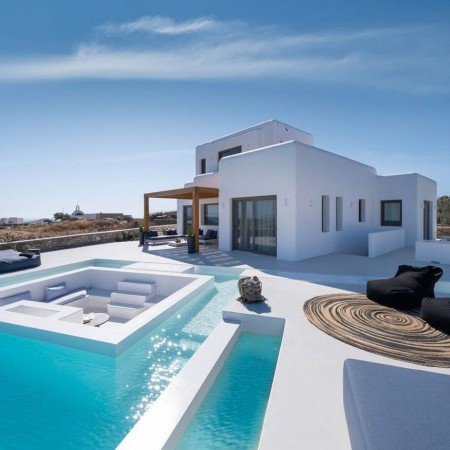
<box><xmin>368</xmin><ymin>229</ymin><xmax>405</xmax><ymax>257</ymax></box>
<box><xmin>415</xmin><ymin>240</ymin><xmax>450</xmax><ymax>264</ymax></box>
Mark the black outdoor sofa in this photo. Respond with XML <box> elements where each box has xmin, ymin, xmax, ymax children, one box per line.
<box><xmin>199</xmin><ymin>229</ymin><xmax>218</xmax><ymax>245</ymax></box>
<box><xmin>144</xmin><ymin>229</ymin><xmax>185</xmax><ymax>245</ymax></box>
<box><xmin>0</xmin><ymin>249</ymin><xmax>41</xmax><ymax>274</ymax></box>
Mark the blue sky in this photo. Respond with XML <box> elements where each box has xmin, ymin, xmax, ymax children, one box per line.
<box><xmin>1</xmin><ymin>0</ymin><xmax>449</xmax><ymax>219</ymax></box>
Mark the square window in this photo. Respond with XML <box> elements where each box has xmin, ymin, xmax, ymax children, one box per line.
<box><xmin>203</xmin><ymin>203</ymin><xmax>219</xmax><ymax>226</ymax></box>
<box><xmin>381</xmin><ymin>200</ymin><xmax>402</xmax><ymax>226</ymax></box>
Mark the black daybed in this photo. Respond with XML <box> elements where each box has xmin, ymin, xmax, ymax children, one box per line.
<box><xmin>0</xmin><ymin>249</ymin><xmax>41</xmax><ymax>274</ymax></box>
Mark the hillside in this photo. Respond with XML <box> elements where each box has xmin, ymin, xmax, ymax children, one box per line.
<box><xmin>0</xmin><ymin>219</ymin><xmax>140</xmax><ymax>243</ymax></box>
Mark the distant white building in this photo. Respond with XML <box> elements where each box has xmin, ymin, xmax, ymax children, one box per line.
<box><xmin>0</xmin><ymin>217</ymin><xmax>24</xmax><ymax>225</ymax></box>
<box><xmin>169</xmin><ymin>120</ymin><xmax>436</xmax><ymax>261</ymax></box>
<box><xmin>70</xmin><ymin>205</ymin><xmax>130</xmax><ymax>221</ymax></box>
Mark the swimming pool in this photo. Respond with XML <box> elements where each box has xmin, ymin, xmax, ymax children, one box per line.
<box><xmin>0</xmin><ymin>271</ymin><xmax>240</xmax><ymax>449</ymax></box>
<box><xmin>177</xmin><ymin>332</ymin><xmax>281</xmax><ymax>449</ymax></box>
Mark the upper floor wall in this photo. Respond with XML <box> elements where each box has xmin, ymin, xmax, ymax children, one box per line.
<box><xmin>195</xmin><ymin>120</ymin><xmax>313</xmax><ymax>175</ymax></box>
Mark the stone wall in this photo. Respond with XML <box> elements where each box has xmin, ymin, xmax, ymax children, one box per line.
<box><xmin>0</xmin><ymin>228</ymin><xmax>138</xmax><ymax>253</ymax></box>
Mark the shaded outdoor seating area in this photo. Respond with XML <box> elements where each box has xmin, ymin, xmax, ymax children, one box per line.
<box><xmin>143</xmin><ymin>186</ymin><xmax>219</xmax><ymax>253</ymax></box>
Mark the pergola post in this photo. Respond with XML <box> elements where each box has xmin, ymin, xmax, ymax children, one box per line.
<box><xmin>192</xmin><ymin>187</ymin><xmax>200</xmax><ymax>253</ymax></box>
<box><xmin>144</xmin><ymin>195</ymin><xmax>150</xmax><ymax>231</ymax></box>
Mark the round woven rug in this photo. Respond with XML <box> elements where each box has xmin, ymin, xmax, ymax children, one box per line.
<box><xmin>303</xmin><ymin>293</ymin><xmax>450</xmax><ymax>368</ymax></box>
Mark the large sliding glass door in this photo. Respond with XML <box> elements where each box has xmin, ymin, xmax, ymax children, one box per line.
<box><xmin>233</xmin><ymin>196</ymin><xmax>277</xmax><ymax>256</ymax></box>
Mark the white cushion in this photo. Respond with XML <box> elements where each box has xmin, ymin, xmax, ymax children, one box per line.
<box><xmin>45</xmin><ymin>283</ymin><xmax>68</xmax><ymax>301</ymax></box>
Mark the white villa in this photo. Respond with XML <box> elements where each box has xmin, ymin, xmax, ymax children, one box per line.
<box><xmin>145</xmin><ymin>120</ymin><xmax>436</xmax><ymax>261</ymax></box>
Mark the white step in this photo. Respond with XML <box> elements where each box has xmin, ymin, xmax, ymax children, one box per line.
<box><xmin>110</xmin><ymin>291</ymin><xmax>151</xmax><ymax>305</ymax></box>
<box><xmin>118</xmin><ymin>280</ymin><xmax>156</xmax><ymax>296</ymax></box>
<box><xmin>107</xmin><ymin>302</ymin><xmax>146</xmax><ymax>320</ymax></box>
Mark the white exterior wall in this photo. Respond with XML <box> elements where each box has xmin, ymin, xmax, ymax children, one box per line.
<box><xmin>219</xmin><ymin>142</ymin><xmax>299</xmax><ymax>261</ymax></box>
<box><xmin>195</xmin><ymin>120</ymin><xmax>313</xmax><ymax>175</ymax></box>
<box><xmin>219</xmin><ymin>141</ymin><xmax>378</xmax><ymax>261</ymax></box>
<box><xmin>376</xmin><ymin>174</ymin><xmax>436</xmax><ymax>245</ymax></box>
<box><xmin>295</xmin><ymin>143</ymin><xmax>377</xmax><ymax>260</ymax></box>
<box><xmin>177</xmin><ymin>121</ymin><xmax>437</xmax><ymax>261</ymax></box>
<box><xmin>417</xmin><ymin>174</ymin><xmax>437</xmax><ymax>240</ymax></box>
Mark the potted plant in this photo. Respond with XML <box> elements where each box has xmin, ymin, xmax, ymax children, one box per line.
<box><xmin>138</xmin><ymin>225</ymin><xmax>145</xmax><ymax>246</ymax></box>
<box><xmin>186</xmin><ymin>228</ymin><xmax>196</xmax><ymax>253</ymax></box>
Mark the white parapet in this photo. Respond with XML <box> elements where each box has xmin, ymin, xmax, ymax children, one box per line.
<box><xmin>368</xmin><ymin>229</ymin><xmax>405</xmax><ymax>257</ymax></box>
<box><xmin>415</xmin><ymin>239</ymin><xmax>450</xmax><ymax>264</ymax></box>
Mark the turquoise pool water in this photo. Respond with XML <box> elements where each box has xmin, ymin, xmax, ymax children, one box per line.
<box><xmin>177</xmin><ymin>333</ymin><xmax>281</xmax><ymax>450</ymax></box>
<box><xmin>0</xmin><ymin>272</ymin><xmax>239</xmax><ymax>449</ymax></box>
<box><xmin>0</xmin><ymin>258</ymin><xmax>133</xmax><ymax>288</ymax></box>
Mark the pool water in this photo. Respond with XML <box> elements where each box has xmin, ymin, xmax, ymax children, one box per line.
<box><xmin>177</xmin><ymin>333</ymin><xmax>281</xmax><ymax>450</ymax></box>
<box><xmin>0</xmin><ymin>259</ymin><xmax>133</xmax><ymax>288</ymax></box>
<box><xmin>0</xmin><ymin>273</ymin><xmax>239</xmax><ymax>449</ymax></box>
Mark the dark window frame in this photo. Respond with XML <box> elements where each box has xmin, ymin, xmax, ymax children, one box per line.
<box><xmin>359</xmin><ymin>199</ymin><xmax>366</xmax><ymax>223</ymax></box>
<box><xmin>336</xmin><ymin>196</ymin><xmax>343</xmax><ymax>231</ymax></box>
<box><xmin>381</xmin><ymin>200</ymin><xmax>402</xmax><ymax>226</ymax></box>
<box><xmin>203</xmin><ymin>203</ymin><xmax>219</xmax><ymax>226</ymax></box>
<box><xmin>218</xmin><ymin>146</ymin><xmax>242</xmax><ymax>162</ymax></box>
<box><xmin>322</xmin><ymin>195</ymin><xmax>330</xmax><ymax>232</ymax></box>
<box><xmin>200</xmin><ymin>158</ymin><xmax>206</xmax><ymax>174</ymax></box>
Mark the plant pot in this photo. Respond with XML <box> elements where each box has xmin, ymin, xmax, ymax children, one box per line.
<box><xmin>187</xmin><ymin>235</ymin><xmax>196</xmax><ymax>253</ymax></box>
<box><xmin>139</xmin><ymin>231</ymin><xmax>145</xmax><ymax>246</ymax></box>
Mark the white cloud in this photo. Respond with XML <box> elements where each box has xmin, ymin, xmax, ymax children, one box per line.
<box><xmin>98</xmin><ymin>16</ymin><xmax>221</xmax><ymax>36</ymax></box>
<box><xmin>0</xmin><ymin>18</ymin><xmax>448</xmax><ymax>95</ymax></box>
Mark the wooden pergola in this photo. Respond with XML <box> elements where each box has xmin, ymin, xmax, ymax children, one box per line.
<box><xmin>143</xmin><ymin>186</ymin><xmax>219</xmax><ymax>253</ymax></box>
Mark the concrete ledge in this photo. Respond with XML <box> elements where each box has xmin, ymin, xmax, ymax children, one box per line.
<box><xmin>344</xmin><ymin>359</ymin><xmax>450</xmax><ymax>450</ymax></box>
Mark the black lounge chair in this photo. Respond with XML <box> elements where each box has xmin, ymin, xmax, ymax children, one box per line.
<box><xmin>366</xmin><ymin>265</ymin><xmax>443</xmax><ymax>309</ymax></box>
<box><xmin>0</xmin><ymin>249</ymin><xmax>41</xmax><ymax>274</ymax></box>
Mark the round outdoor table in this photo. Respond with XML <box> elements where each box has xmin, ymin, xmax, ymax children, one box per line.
<box><xmin>84</xmin><ymin>312</ymin><xmax>110</xmax><ymax>327</ymax></box>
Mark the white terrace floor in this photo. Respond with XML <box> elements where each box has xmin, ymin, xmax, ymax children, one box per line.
<box><xmin>3</xmin><ymin>241</ymin><xmax>450</xmax><ymax>449</ymax></box>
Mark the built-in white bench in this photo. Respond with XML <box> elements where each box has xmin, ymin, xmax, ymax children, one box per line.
<box><xmin>107</xmin><ymin>302</ymin><xmax>147</xmax><ymax>320</ymax></box>
<box><xmin>107</xmin><ymin>280</ymin><xmax>158</xmax><ymax>320</ymax></box>
<box><xmin>344</xmin><ymin>359</ymin><xmax>450</xmax><ymax>449</ymax></box>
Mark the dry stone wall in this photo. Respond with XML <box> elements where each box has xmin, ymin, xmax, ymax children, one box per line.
<box><xmin>0</xmin><ymin>228</ymin><xmax>138</xmax><ymax>253</ymax></box>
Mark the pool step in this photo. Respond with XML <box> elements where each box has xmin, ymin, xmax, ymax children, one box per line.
<box><xmin>118</xmin><ymin>280</ymin><xmax>156</xmax><ymax>296</ymax></box>
<box><xmin>107</xmin><ymin>302</ymin><xmax>147</xmax><ymax>320</ymax></box>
